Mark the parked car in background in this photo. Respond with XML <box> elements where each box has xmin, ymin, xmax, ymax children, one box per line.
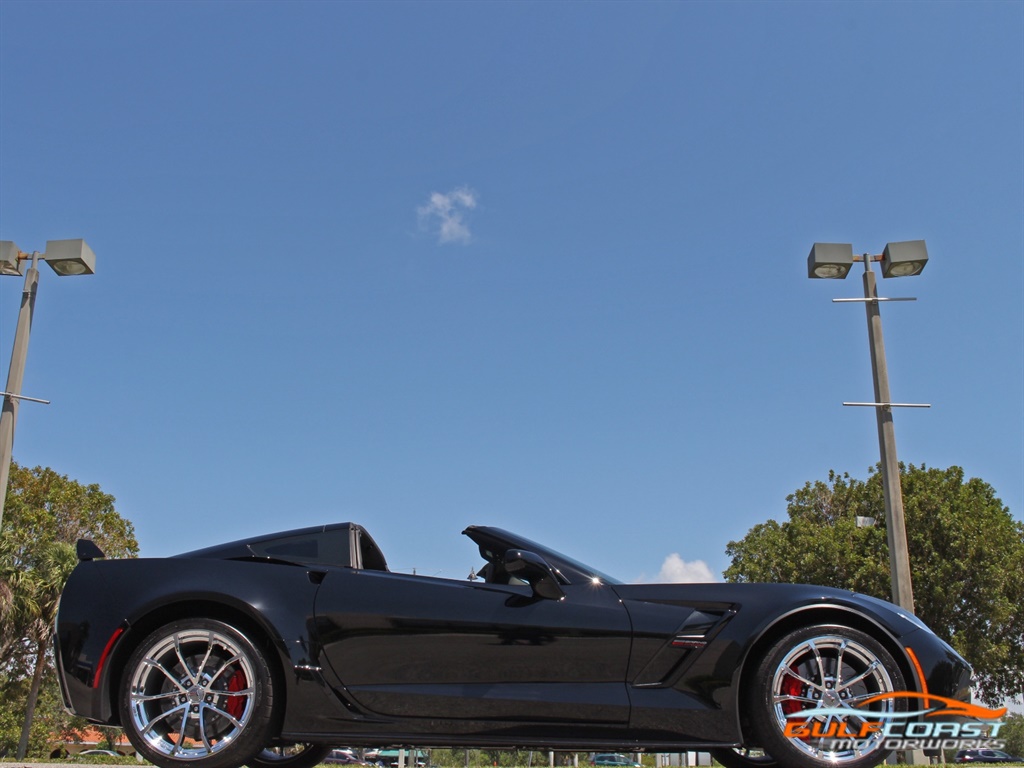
<box><xmin>954</xmin><ymin>750</ymin><xmax>1024</xmax><ymax>764</ymax></box>
<box><xmin>324</xmin><ymin>749</ymin><xmax>366</xmax><ymax>765</ymax></box>
<box><xmin>591</xmin><ymin>755</ymin><xmax>641</xmax><ymax>767</ymax></box>
<box><xmin>78</xmin><ymin>750</ymin><xmax>122</xmax><ymax>757</ymax></box>
<box><xmin>371</xmin><ymin>749</ymin><xmax>427</xmax><ymax>767</ymax></box>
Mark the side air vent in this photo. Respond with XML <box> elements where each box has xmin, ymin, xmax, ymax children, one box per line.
<box><xmin>633</xmin><ymin>607</ymin><xmax>736</xmax><ymax>687</ymax></box>
<box><xmin>671</xmin><ymin>609</ymin><xmax>726</xmax><ymax>648</ymax></box>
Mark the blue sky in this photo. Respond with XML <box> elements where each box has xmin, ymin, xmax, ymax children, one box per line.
<box><xmin>1</xmin><ymin>0</ymin><xmax>1021</xmax><ymax>585</ymax></box>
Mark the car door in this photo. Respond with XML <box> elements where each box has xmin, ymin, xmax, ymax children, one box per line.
<box><xmin>313</xmin><ymin>567</ymin><xmax>632</xmax><ymax>724</ymax></box>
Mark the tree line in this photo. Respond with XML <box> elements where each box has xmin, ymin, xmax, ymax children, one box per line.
<box><xmin>0</xmin><ymin>462</ymin><xmax>137</xmax><ymax>758</ymax></box>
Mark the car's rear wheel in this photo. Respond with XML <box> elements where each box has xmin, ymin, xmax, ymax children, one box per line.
<box><xmin>748</xmin><ymin>625</ymin><xmax>905</xmax><ymax>768</ymax></box>
<box><xmin>248</xmin><ymin>744</ymin><xmax>332</xmax><ymax>768</ymax></box>
<box><xmin>120</xmin><ymin>618</ymin><xmax>276</xmax><ymax>768</ymax></box>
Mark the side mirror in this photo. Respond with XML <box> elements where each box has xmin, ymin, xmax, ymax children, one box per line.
<box><xmin>503</xmin><ymin>549</ymin><xmax>565</xmax><ymax>601</ymax></box>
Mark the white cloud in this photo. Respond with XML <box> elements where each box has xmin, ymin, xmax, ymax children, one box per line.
<box><xmin>655</xmin><ymin>553</ymin><xmax>717</xmax><ymax>583</ymax></box>
<box><xmin>417</xmin><ymin>186</ymin><xmax>478</xmax><ymax>245</ymax></box>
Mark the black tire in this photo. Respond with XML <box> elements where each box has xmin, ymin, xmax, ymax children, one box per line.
<box><xmin>119</xmin><ymin>618</ymin><xmax>277</xmax><ymax>768</ymax></box>
<box><xmin>709</xmin><ymin>747</ymin><xmax>778</xmax><ymax>768</ymax></box>
<box><xmin>748</xmin><ymin>624</ymin><xmax>906</xmax><ymax>768</ymax></box>
<box><xmin>248</xmin><ymin>745</ymin><xmax>333</xmax><ymax>768</ymax></box>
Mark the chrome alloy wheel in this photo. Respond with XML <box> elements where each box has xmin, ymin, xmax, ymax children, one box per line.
<box><xmin>128</xmin><ymin>627</ymin><xmax>257</xmax><ymax>759</ymax></box>
<box><xmin>769</xmin><ymin>633</ymin><xmax>898</xmax><ymax>765</ymax></box>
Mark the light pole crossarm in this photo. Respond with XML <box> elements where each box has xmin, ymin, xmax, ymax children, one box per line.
<box><xmin>0</xmin><ymin>392</ymin><xmax>51</xmax><ymax>405</ymax></box>
<box><xmin>833</xmin><ymin>297</ymin><xmax>917</xmax><ymax>303</ymax></box>
<box><xmin>842</xmin><ymin>402</ymin><xmax>931</xmax><ymax>408</ymax></box>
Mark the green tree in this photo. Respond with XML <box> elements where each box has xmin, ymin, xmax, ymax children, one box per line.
<box><xmin>15</xmin><ymin>540</ymin><xmax>77</xmax><ymax>758</ymax></box>
<box><xmin>0</xmin><ymin>462</ymin><xmax>138</xmax><ymax>758</ymax></box>
<box><xmin>724</xmin><ymin>464</ymin><xmax>1024</xmax><ymax>705</ymax></box>
<box><xmin>999</xmin><ymin>713</ymin><xmax>1024</xmax><ymax>758</ymax></box>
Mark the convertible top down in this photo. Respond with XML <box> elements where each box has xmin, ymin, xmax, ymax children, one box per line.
<box><xmin>55</xmin><ymin>523</ymin><xmax>972</xmax><ymax>768</ymax></box>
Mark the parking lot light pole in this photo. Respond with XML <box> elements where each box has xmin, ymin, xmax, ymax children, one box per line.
<box><xmin>807</xmin><ymin>240</ymin><xmax>930</xmax><ymax>615</ymax></box>
<box><xmin>861</xmin><ymin>254</ymin><xmax>916</xmax><ymax>613</ymax></box>
<box><xmin>0</xmin><ymin>239</ymin><xmax>96</xmax><ymax>531</ymax></box>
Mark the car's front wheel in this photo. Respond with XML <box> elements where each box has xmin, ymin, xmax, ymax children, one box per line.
<box><xmin>120</xmin><ymin>618</ymin><xmax>277</xmax><ymax>768</ymax></box>
<box><xmin>748</xmin><ymin>625</ymin><xmax>906</xmax><ymax>768</ymax></box>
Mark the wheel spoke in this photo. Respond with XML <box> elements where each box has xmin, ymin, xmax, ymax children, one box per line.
<box><xmin>821</xmin><ymin>711</ymin><xmax>834</xmax><ymax>731</ymax></box>
<box><xmin>204</xmin><ymin>701</ymin><xmax>244</xmax><ymax>729</ymax></box>
<box><xmin>807</xmin><ymin>639</ymin><xmax>828</xmax><ymax>686</ymax></box>
<box><xmin>206</xmin><ymin>652</ymin><xmax>243</xmax><ymax>687</ymax></box>
<box><xmin>835</xmin><ymin>660</ymin><xmax>880</xmax><ymax>692</ymax></box>
<box><xmin>172</xmin><ymin>706</ymin><xmax>191</xmax><ymax>756</ymax></box>
<box><xmin>773</xmin><ymin>692</ymin><xmax>816</xmax><ymax>706</ymax></box>
<box><xmin>784</xmin><ymin>668</ymin><xmax>822</xmax><ymax>692</ymax></box>
<box><xmin>195</xmin><ymin>631</ymin><xmax>216</xmax><ymax>682</ymax></box>
<box><xmin>844</xmin><ymin>689</ymin><xmax>888</xmax><ymax>706</ymax></box>
<box><xmin>835</xmin><ymin>639</ymin><xmax>848</xmax><ymax>687</ymax></box>
<box><xmin>174</xmin><ymin>634</ymin><xmax>199</xmax><ymax>685</ymax></box>
<box><xmin>140</xmin><ymin>701</ymin><xmax>187</xmax><ymax>733</ymax></box>
<box><xmin>197</xmin><ymin>706</ymin><xmax>214</xmax><ymax>754</ymax></box>
<box><xmin>843</xmin><ymin>708</ymin><xmax>878</xmax><ymax>732</ymax></box>
<box><xmin>141</xmin><ymin>658</ymin><xmax>187</xmax><ymax>692</ymax></box>
<box><xmin>132</xmin><ymin>689</ymin><xmax>180</xmax><ymax>704</ymax></box>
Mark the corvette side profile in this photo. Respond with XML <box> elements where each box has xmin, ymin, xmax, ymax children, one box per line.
<box><xmin>55</xmin><ymin>523</ymin><xmax>972</xmax><ymax>768</ymax></box>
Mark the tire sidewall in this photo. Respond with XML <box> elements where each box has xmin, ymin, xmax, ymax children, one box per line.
<box><xmin>120</xmin><ymin>618</ymin><xmax>276</xmax><ymax>768</ymax></box>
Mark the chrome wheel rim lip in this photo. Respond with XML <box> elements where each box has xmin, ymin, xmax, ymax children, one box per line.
<box><xmin>128</xmin><ymin>628</ymin><xmax>255</xmax><ymax>760</ymax></box>
<box><xmin>771</xmin><ymin>634</ymin><xmax>896</xmax><ymax>765</ymax></box>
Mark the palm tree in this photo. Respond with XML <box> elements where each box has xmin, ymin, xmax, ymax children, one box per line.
<box><xmin>15</xmin><ymin>540</ymin><xmax>77</xmax><ymax>759</ymax></box>
<box><xmin>1</xmin><ymin>462</ymin><xmax>138</xmax><ymax>757</ymax></box>
<box><xmin>0</xmin><ymin>534</ymin><xmax>41</xmax><ymax>666</ymax></box>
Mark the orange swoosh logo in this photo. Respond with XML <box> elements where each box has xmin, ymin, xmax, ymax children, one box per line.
<box><xmin>858</xmin><ymin>692</ymin><xmax>1006</xmax><ymax>720</ymax></box>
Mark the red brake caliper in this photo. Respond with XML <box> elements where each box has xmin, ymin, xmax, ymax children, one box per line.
<box><xmin>781</xmin><ymin>668</ymin><xmax>803</xmax><ymax>716</ymax></box>
<box><xmin>781</xmin><ymin>666</ymin><xmax>811</xmax><ymax>740</ymax></box>
<box><xmin>226</xmin><ymin>669</ymin><xmax>247</xmax><ymax>719</ymax></box>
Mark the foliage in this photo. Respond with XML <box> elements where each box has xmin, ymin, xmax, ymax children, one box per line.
<box><xmin>724</xmin><ymin>464</ymin><xmax>1024</xmax><ymax>705</ymax></box>
<box><xmin>0</xmin><ymin>462</ymin><xmax>138</xmax><ymax>757</ymax></box>
<box><xmin>0</xmin><ymin>661</ymin><xmax>72</xmax><ymax>758</ymax></box>
<box><xmin>1001</xmin><ymin>713</ymin><xmax>1024</xmax><ymax>759</ymax></box>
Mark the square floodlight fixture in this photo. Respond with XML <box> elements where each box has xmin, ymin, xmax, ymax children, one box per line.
<box><xmin>0</xmin><ymin>241</ymin><xmax>24</xmax><ymax>276</ymax></box>
<box><xmin>808</xmin><ymin>242</ymin><xmax>854</xmax><ymax>279</ymax></box>
<box><xmin>44</xmin><ymin>239</ymin><xmax>96</xmax><ymax>276</ymax></box>
<box><xmin>882</xmin><ymin>240</ymin><xmax>928</xmax><ymax>278</ymax></box>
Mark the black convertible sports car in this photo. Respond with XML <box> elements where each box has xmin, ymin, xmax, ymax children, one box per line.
<box><xmin>55</xmin><ymin>523</ymin><xmax>972</xmax><ymax>768</ymax></box>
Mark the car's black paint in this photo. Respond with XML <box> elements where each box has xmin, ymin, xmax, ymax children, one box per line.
<box><xmin>55</xmin><ymin>523</ymin><xmax>972</xmax><ymax>764</ymax></box>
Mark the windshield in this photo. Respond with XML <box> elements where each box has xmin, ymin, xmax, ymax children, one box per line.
<box><xmin>491</xmin><ymin>532</ymin><xmax>618</xmax><ymax>585</ymax></box>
